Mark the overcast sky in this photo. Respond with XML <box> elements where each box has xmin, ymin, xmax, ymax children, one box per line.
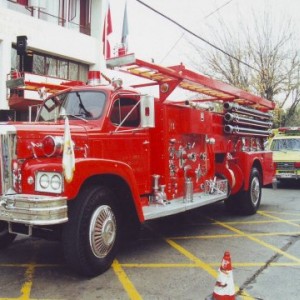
<box><xmin>108</xmin><ymin>0</ymin><xmax>300</xmax><ymax>68</ymax></box>
<box><xmin>106</xmin><ymin>0</ymin><xmax>300</xmax><ymax>101</ymax></box>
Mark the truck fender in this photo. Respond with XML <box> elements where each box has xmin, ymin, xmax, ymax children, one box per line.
<box><xmin>215</xmin><ymin>162</ymin><xmax>243</xmax><ymax>195</ymax></box>
<box><xmin>227</xmin><ymin>162</ymin><xmax>244</xmax><ymax>194</ymax></box>
<box><xmin>65</xmin><ymin>158</ymin><xmax>145</xmax><ymax>222</ymax></box>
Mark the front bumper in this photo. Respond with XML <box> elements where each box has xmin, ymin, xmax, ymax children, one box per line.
<box><xmin>0</xmin><ymin>194</ymin><xmax>68</xmax><ymax>226</ymax></box>
<box><xmin>276</xmin><ymin>170</ymin><xmax>300</xmax><ymax>179</ymax></box>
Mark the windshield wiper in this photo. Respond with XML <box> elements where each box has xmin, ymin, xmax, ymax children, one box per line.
<box><xmin>73</xmin><ymin>114</ymin><xmax>89</xmax><ymax>122</ymax></box>
<box><xmin>60</xmin><ymin>113</ymin><xmax>88</xmax><ymax>123</ymax></box>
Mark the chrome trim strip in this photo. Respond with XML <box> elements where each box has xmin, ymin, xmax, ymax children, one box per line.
<box><xmin>0</xmin><ymin>125</ymin><xmax>17</xmax><ymax>195</ymax></box>
<box><xmin>0</xmin><ymin>194</ymin><xmax>68</xmax><ymax>225</ymax></box>
<box><xmin>143</xmin><ymin>192</ymin><xmax>227</xmax><ymax>221</ymax></box>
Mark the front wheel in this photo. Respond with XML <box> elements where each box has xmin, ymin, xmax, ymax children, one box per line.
<box><xmin>62</xmin><ymin>186</ymin><xmax>121</xmax><ymax>276</ymax></box>
<box><xmin>0</xmin><ymin>221</ymin><xmax>17</xmax><ymax>249</ymax></box>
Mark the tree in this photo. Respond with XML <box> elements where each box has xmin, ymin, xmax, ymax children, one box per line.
<box><xmin>189</xmin><ymin>8</ymin><xmax>300</xmax><ymax>127</ymax></box>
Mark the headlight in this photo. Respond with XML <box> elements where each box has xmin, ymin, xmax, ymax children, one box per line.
<box><xmin>36</xmin><ymin>172</ymin><xmax>63</xmax><ymax>193</ymax></box>
<box><xmin>51</xmin><ymin>174</ymin><xmax>62</xmax><ymax>190</ymax></box>
<box><xmin>39</xmin><ymin>174</ymin><xmax>50</xmax><ymax>189</ymax></box>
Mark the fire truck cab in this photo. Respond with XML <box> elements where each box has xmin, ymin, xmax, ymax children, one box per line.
<box><xmin>0</xmin><ymin>54</ymin><xmax>275</xmax><ymax>276</ymax></box>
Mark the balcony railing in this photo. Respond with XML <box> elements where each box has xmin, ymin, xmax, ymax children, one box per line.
<box><xmin>6</xmin><ymin>1</ymin><xmax>91</xmax><ymax>35</ymax></box>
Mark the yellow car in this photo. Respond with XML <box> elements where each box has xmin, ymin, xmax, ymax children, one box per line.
<box><xmin>269</xmin><ymin>127</ymin><xmax>300</xmax><ymax>181</ymax></box>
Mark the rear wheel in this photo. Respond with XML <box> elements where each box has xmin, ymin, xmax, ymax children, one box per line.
<box><xmin>0</xmin><ymin>221</ymin><xmax>17</xmax><ymax>249</ymax></box>
<box><xmin>62</xmin><ymin>186</ymin><xmax>121</xmax><ymax>276</ymax></box>
<box><xmin>224</xmin><ymin>167</ymin><xmax>261</xmax><ymax>215</ymax></box>
<box><xmin>240</xmin><ymin>167</ymin><xmax>262</xmax><ymax>215</ymax></box>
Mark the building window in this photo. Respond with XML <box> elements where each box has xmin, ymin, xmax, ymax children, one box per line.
<box><xmin>46</xmin><ymin>57</ymin><xmax>57</xmax><ymax>77</ymax></box>
<box><xmin>12</xmin><ymin>46</ymin><xmax>89</xmax><ymax>82</ymax></box>
<box><xmin>69</xmin><ymin>0</ymin><xmax>77</xmax><ymax>21</ymax></box>
<box><xmin>69</xmin><ymin>62</ymin><xmax>79</xmax><ymax>80</ymax></box>
<box><xmin>80</xmin><ymin>0</ymin><xmax>91</xmax><ymax>35</ymax></box>
<box><xmin>8</xmin><ymin>0</ymin><xmax>91</xmax><ymax>35</ymax></box>
<box><xmin>33</xmin><ymin>54</ymin><xmax>45</xmax><ymax>75</ymax></box>
<box><xmin>11</xmin><ymin>48</ymin><xmax>20</xmax><ymax>70</ymax></box>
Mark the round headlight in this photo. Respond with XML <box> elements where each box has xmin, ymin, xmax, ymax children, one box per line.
<box><xmin>50</xmin><ymin>174</ymin><xmax>62</xmax><ymax>190</ymax></box>
<box><xmin>39</xmin><ymin>174</ymin><xmax>49</xmax><ymax>189</ymax></box>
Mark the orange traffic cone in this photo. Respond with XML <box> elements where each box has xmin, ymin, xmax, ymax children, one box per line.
<box><xmin>206</xmin><ymin>251</ymin><xmax>235</xmax><ymax>300</ymax></box>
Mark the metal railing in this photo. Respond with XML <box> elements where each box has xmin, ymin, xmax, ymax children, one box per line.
<box><xmin>7</xmin><ymin>1</ymin><xmax>90</xmax><ymax>35</ymax></box>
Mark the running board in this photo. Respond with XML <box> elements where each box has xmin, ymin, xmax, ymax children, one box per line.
<box><xmin>142</xmin><ymin>192</ymin><xmax>227</xmax><ymax>220</ymax></box>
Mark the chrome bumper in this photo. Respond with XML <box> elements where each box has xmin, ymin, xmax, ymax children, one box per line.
<box><xmin>0</xmin><ymin>194</ymin><xmax>68</xmax><ymax>226</ymax></box>
<box><xmin>276</xmin><ymin>172</ymin><xmax>300</xmax><ymax>179</ymax></box>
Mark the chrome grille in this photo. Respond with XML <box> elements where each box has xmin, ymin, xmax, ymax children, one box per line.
<box><xmin>0</xmin><ymin>125</ymin><xmax>17</xmax><ymax>195</ymax></box>
<box><xmin>276</xmin><ymin>162</ymin><xmax>294</xmax><ymax>170</ymax></box>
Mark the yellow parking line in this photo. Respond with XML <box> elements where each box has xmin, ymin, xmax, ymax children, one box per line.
<box><xmin>223</xmin><ymin>219</ymin><xmax>300</xmax><ymax>225</ymax></box>
<box><xmin>120</xmin><ymin>262</ymin><xmax>300</xmax><ymax>268</ymax></box>
<box><xmin>261</xmin><ymin>210</ymin><xmax>300</xmax><ymax>216</ymax></box>
<box><xmin>0</xmin><ymin>296</ymin><xmax>63</xmax><ymax>300</ymax></box>
<box><xmin>173</xmin><ymin>234</ymin><xmax>239</xmax><ymax>239</ymax></box>
<box><xmin>121</xmin><ymin>263</ymin><xmax>199</xmax><ymax>268</ymax></box>
<box><xmin>165</xmin><ymin>239</ymin><xmax>254</xmax><ymax>300</ymax></box>
<box><xmin>17</xmin><ymin>243</ymin><xmax>40</xmax><ymax>300</ymax></box>
<box><xmin>227</xmin><ymin>262</ymin><xmax>300</xmax><ymax>267</ymax></box>
<box><xmin>0</xmin><ymin>263</ymin><xmax>61</xmax><ymax>268</ymax></box>
<box><xmin>19</xmin><ymin>263</ymin><xmax>35</xmax><ymax>300</ymax></box>
<box><xmin>172</xmin><ymin>231</ymin><xmax>300</xmax><ymax>240</ymax></box>
<box><xmin>166</xmin><ymin>239</ymin><xmax>217</xmax><ymax>277</ymax></box>
<box><xmin>258</xmin><ymin>211</ymin><xmax>300</xmax><ymax>227</ymax></box>
<box><xmin>112</xmin><ymin>259</ymin><xmax>142</xmax><ymax>300</ymax></box>
<box><xmin>210</xmin><ymin>218</ymin><xmax>300</xmax><ymax>263</ymax></box>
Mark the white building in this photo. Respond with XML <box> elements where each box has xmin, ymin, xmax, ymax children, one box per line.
<box><xmin>0</xmin><ymin>0</ymin><xmax>107</xmax><ymax>120</ymax></box>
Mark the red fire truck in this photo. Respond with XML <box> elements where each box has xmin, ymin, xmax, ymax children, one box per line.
<box><xmin>0</xmin><ymin>54</ymin><xmax>275</xmax><ymax>276</ymax></box>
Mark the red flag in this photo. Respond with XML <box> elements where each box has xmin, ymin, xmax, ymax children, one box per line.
<box><xmin>62</xmin><ymin>116</ymin><xmax>75</xmax><ymax>183</ymax></box>
<box><xmin>102</xmin><ymin>3</ymin><xmax>113</xmax><ymax>59</ymax></box>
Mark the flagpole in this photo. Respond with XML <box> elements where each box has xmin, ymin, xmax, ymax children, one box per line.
<box><xmin>121</xmin><ymin>1</ymin><xmax>129</xmax><ymax>54</ymax></box>
<box><xmin>104</xmin><ymin>2</ymin><xmax>108</xmax><ymax>59</ymax></box>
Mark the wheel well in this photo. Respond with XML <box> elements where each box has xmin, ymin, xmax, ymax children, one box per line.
<box><xmin>78</xmin><ymin>174</ymin><xmax>140</xmax><ymax>225</ymax></box>
<box><xmin>253</xmin><ymin>159</ymin><xmax>263</xmax><ymax>181</ymax></box>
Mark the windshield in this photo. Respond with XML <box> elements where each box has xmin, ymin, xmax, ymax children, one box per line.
<box><xmin>271</xmin><ymin>138</ymin><xmax>300</xmax><ymax>151</ymax></box>
<box><xmin>37</xmin><ymin>91</ymin><xmax>106</xmax><ymax>122</ymax></box>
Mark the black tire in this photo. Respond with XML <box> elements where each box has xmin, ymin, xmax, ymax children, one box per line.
<box><xmin>224</xmin><ymin>194</ymin><xmax>238</xmax><ymax>214</ymax></box>
<box><xmin>62</xmin><ymin>186</ymin><xmax>121</xmax><ymax>277</ymax></box>
<box><xmin>225</xmin><ymin>167</ymin><xmax>261</xmax><ymax>215</ymax></box>
<box><xmin>0</xmin><ymin>221</ymin><xmax>17</xmax><ymax>249</ymax></box>
<box><xmin>240</xmin><ymin>167</ymin><xmax>262</xmax><ymax>215</ymax></box>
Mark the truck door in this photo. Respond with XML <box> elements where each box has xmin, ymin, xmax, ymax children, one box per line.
<box><xmin>107</xmin><ymin>95</ymin><xmax>151</xmax><ymax>194</ymax></box>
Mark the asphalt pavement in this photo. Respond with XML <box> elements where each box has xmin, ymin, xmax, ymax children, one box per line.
<box><xmin>0</xmin><ymin>181</ymin><xmax>299</xmax><ymax>300</ymax></box>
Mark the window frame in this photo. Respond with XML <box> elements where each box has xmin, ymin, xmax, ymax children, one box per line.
<box><xmin>110</xmin><ymin>97</ymin><xmax>141</xmax><ymax>128</ymax></box>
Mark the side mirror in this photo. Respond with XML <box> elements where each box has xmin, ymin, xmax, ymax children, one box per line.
<box><xmin>140</xmin><ymin>95</ymin><xmax>155</xmax><ymax>128</ymax></box>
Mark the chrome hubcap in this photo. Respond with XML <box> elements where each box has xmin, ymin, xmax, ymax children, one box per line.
<box><xmin>250</xmin><ymin>177</ymin><xmax>260</xmax><ymax>206</ymax></box>
<box><xmin>89</xmin><ymin>205</ymin><xmax>116</xmax><ymax>258</ymax></box>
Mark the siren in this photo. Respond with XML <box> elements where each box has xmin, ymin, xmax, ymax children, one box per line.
<box><xmin>87</xmin><ymin>71</ymin><xmax>101</xmax><ymax>86</ymax></box>
<box><xmin>116</xmin><ymin>43</ymin><xmax>127</xmax><ymax>56</ymax></box>
<box><xmin>10</xmin><ymin>69</ymin><xmax>21</xmax><ymax>79</ymax></box>
<box><xmin>118</xmin><ymin>47</ymin><xmax>126</xmax><ymax>56</ymax></box>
